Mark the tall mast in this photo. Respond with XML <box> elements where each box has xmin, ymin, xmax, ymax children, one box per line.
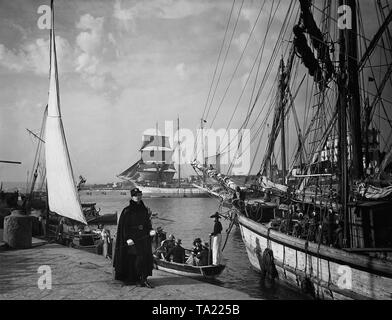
<box><xmin>177</xmin><ymin>116</ymin><xmax>181</xmax><ymax>188</ymax></box>
<box><xmin>347</xmin><ymin>0</ymin><xmax>363</xmax><ymax>179</ymax></box>
<box><xmin>279</xmin><ymin>58</ymin><xmax>286</xmax><ymax>183</ymax></box>
<box><xmin>338</xmin><ymin>0</ymin><xmax>350</xmax><ymax>247</ymax></box>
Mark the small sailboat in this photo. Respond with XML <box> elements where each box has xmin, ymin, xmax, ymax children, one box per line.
<box><xmin>24</xmin><ymin>1</ymin><xmax>116</xmax><ymax>235</ymax></box>
<box><xmin>44</xmin><ymin>0</ymin><xmax>87</xmax><ymax>226</ymax></box>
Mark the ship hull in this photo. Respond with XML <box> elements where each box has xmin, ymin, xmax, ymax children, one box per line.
<box><xmin>136</xmin><ymin>170</ymin><xmax>175</xmax><ymax>183</ymax></box>
<box><xmin>237</xmin><ymin>211</ymin><xmax>392</xmax><ymax>300</ymax></box>
<box><xmin>135</xmin><ymin>185</ymin><xmax>209</xmax><ymax>198</ymax></box>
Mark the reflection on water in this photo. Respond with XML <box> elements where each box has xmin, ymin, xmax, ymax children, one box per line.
<box><xmin>80</xmin><ymin>191</ymin><xmax>307</xmax><ymax>299</ymax></box>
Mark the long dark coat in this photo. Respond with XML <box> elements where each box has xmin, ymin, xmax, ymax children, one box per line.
<box><xmin>113</xmin><ymin>200</ymin><xmax>153</xmax><ymax>282</ymax></box>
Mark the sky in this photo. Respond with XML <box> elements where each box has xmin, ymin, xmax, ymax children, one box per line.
<box><xmin>0</xmin><ymin>0</ymin><xmax>252</xmax><ymax>183</ymax></box>
<box><xmin>0</xmin><ymin>0</ymin><xmax>390</xmax><ymax>184</ymax></box>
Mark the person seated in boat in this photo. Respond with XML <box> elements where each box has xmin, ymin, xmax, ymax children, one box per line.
<box><xmin>155</xmin><ymin>234</ymin><xmax>175</xmax><ymax>260</ymax></box>
<box><xmin>151</xmin><ymin>226</ymin><xmax>166</xmax><ymax>252</ymax></box>
<box><xmin>185</xmin><ymin>238</ymin><xmax>202</xmax><ymax>265</ymax></box>
<box><xmin>164</xmin><ymin>234</ymin><xmax>176</xmax><ymax>250</ymax></box>
<box><xmin>196</xmin><ymin>242</ymin><xmax>210</xmax><ymax>266</ymax></box>
<box><xmin>165</xmin><ymin>238</ymin><xmax>185</xmax><ymax>264</ymax></box>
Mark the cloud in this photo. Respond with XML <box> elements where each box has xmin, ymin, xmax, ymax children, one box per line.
<box><xmin>113</xmin><ymin>0</ymin><xmax>212</xmax><ymax>32</ymax></box>
<box><xmin>0</xmin><ymin>36</ymin><xmax>73</xmax><ymax>75</ymax></box>
<box><xmin>75</xmin><ymin>14</ymin><xmax>106</xmax><ymax>89</ymax></box>
<box><xmin>175</xmin><ymin>62</ymin><xmax>186</xmax><ymax>80</ymax></box>
<box><xmin>76</xmin><ymin>14</ymin><xmax>104</xmax><ymax>54</ymax></box>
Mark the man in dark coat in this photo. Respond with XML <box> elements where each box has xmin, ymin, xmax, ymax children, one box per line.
<box><xmin>113</xmin><ymin>188</ymin><xmax>154</xmax><ymax>288</ymax></box>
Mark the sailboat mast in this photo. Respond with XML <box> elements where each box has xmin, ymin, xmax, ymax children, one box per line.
<box><xmin>177</xmin><ymin>116</ymin><xmax>181</xmax><ymax>188</ymax></box>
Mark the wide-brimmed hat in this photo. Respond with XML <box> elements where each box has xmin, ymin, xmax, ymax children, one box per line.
<box><xmin>210</xmin><ymin>212</ymin><xmax>221</xmax><ymax>219</ymax></box>
<box><xmin>131</xmin><ymin>188</ymin><xmax>142</xmax><ymax>196</ymax></box>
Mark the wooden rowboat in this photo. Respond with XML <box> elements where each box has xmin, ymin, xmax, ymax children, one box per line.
<box><xmin>153</xmin><ymin>256</ymin><xmax>226</xmax><ymax>279</ymax></box>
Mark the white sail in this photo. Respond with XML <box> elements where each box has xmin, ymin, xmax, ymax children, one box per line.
<box><xmin>44</xmin><ymin>1</ymin><xmax>87</xmax><ymax>225</ymax></box>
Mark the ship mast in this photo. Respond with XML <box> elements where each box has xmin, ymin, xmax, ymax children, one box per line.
<box><xmin>346</xmin><ymin>0</ymin><xmax>363</xmax><ymax>180</ymax></box>
<box><xmin>338</xmin><ymin>0</ymin><xmax>363</xmax><ymax>247</ymax></box>
<box><xmin>279</xmin><ymin>58</ymin><xmax>286</xmax><ymax>184</ymax></box>
<box><xmin>177</xmin><ymin>116</ymin><xmax>181</xmax><ymax>188</ymax></box>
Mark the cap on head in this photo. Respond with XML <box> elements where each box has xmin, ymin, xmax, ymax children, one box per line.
<box><xmin>210</xmin><ymin>212</ymin><xmax>221</xmax><ymax>219</ymax></box>
<box><xmin>131</xmin><ymin>188</ymin><xmax>142</xmax><ymax>197</ymax></box>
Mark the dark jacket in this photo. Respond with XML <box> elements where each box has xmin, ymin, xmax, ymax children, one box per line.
<box><xmin>196</xmin><ymin>248</ymin><xmax>210</xmax><ymax>266</ymax></box>
<box><xmin>113</xmin><ymin>200</ymin><xmax>153</xmax><ymax>282</ymax></box>
<box><xmin>152</xmin><ymin>230</ymin><xmax>166</xmax><ymax>252</ymax></box>
<box><xmin>166</xmin><ymin>245</ymin><xmax>186</xmax><ymax>263</ymax></box>
<box><xmin>211</xmin><ymin>220</ymin><xmax>222</xmax><ymax>236</ymax></box>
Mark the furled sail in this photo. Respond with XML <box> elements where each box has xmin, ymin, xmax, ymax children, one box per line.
<box><xmin>44</xmin><ymin>1</ymin><xmax>87</xmax><ymax>224</ymax></box>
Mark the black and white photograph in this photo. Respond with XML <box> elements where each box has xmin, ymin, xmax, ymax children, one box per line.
<box><xmin>1</xmin><ymin>0</ymin><xmax>392</xmax><ymax>308</ymax></box>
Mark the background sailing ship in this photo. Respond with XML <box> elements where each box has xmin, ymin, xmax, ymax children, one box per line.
<box><xmin>192</xmin><ymin>0</ymin><xmax>392</xmax><ymax>299</ymax></box>
<box><xmin>118</xmin><ymin>122</ymin><xmax>208</xmax><ymax>197</ymax></box>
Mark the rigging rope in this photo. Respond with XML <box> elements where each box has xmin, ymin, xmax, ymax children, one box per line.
<box><xmin>205</xmin><ymin>0</ymin><xmax>245</xmax><ymax>122</ymax></box>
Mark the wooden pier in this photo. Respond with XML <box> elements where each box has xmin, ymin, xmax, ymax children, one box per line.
<box><xmin>0</xmin><ymin>236</ymin><xmax>256</xmax><ymax>300</ymax></box>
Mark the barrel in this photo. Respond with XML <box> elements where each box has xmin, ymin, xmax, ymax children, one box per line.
<box><xmin>3</xmin><ymin>210</ymin><xmax>33</xmax><ymax>249</ymax></box>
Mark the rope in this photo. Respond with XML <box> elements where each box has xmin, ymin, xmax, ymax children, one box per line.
<box><xmin>207</xmin><ymin>0</ymin><xmax>246</xmax><ymax>125</ymax></box>
<box><xmin>194</xmin><ymin>0</ymin><xmax>237</xmax><ymax>158</ymax></box>
<box><xmin>221</xmin><ymin>218</ymin><xmax>235</xmax><ymax>252</ymax></box>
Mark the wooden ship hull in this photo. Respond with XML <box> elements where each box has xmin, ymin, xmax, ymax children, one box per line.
<box><xmin>237</xmin><ymin>209</ymin><xmax>392</xmax><ymax>300</ymax></box>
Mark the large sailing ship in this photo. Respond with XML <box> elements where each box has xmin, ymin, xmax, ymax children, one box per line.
<box><xmin>118</xmin><ymin>132</ymin><xmax>207</xmax><ymax>197</ymax></box>
<box><xmin>192</xmin><ymin>0</ymin><xmax>392</xmax><ymax>299</ymax></box>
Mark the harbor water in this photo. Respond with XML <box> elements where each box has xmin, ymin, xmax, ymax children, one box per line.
<box><xmin>80</xmin><ymin>191</ymin><xmax>307</xmax><ymax>299</ymax></box>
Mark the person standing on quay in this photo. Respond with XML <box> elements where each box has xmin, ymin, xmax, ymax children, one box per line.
<box><xmin>113</xmin><ymin>188</ymin><xmax>154</xmax><ymax>288</ymax></box>
<box><xmin>209</xmin><ymin>212</ymin><xmax>223</xmax><ymax>265</ymax></box>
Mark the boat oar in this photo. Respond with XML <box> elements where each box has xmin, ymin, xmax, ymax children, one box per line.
<box><xmin>152</xmin><ymin>216</ymin><xmax>175</xmax><ymax>222</ymax></box>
